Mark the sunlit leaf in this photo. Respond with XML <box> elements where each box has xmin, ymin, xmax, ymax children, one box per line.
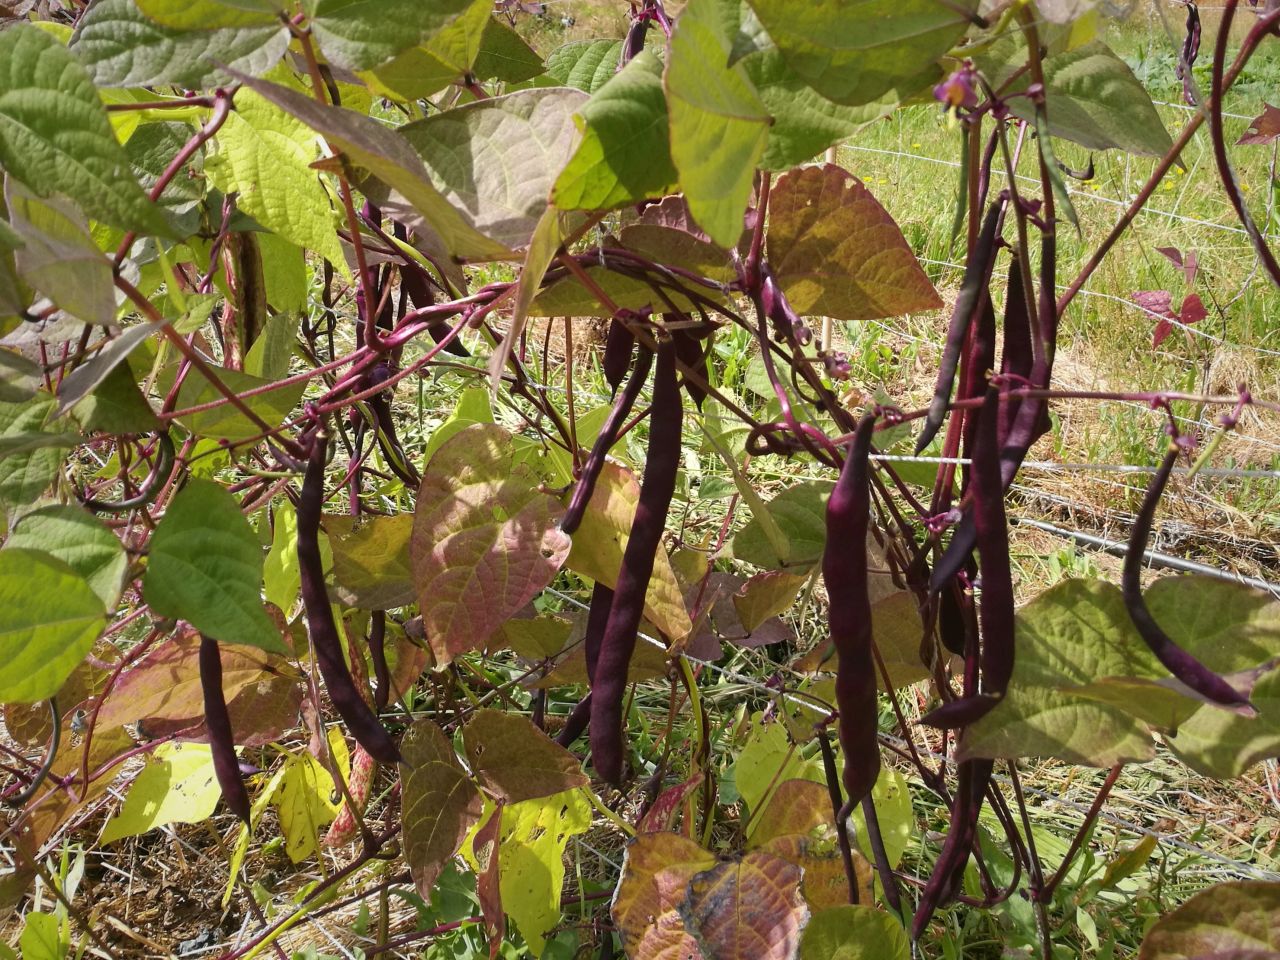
<box><xmin>0</xmin><ymin>549</ymin><xmax>107</xmax><ymax>704</ymax></box>
<box><xmin>562</xmin><ymin>459</ymin><xmax>692</xmax><ymax>644</ymax></box>
<box><xmin>681</xmin><ymin>850</ymin><xmax>809</xmax><ymax>959</ymax></box>
<box><xmin>613</xmin><ymin>832</ymin><xmax>717</xmax><ymax>960</ymax></box>
<box><xmin>665</xmin><ymin>0</ymin><xmax>770</xmax><ymax>248</ymax></box>
<box><xmin>100</xmin><ymin>742</ymin><xmax>221</xmax><ymax>843</ymax></box>
<box><xmin>732</xmin><ymin>480</ymin><xmax>833</xmax><ymax>571</ymax></box>
<box><xmin>545</xmin><ymin>39</ymin><xmax>623</xmax><ymax>93</ymax></box>
<box><xmin>411</xmin><ymin>423</ymin><xmax>571</xmax><ymax>665</ymax></box>
<box><xmin>308</xmin><ymin>0</ymin><xmax>484</xmax><ymax>71</ymax></box>
<box><xmin>274</xmin><ymin>729</ymin><xmax>349</xmax><ymax>863</ymax></box>
<box><xmin>768</xmin><ymin>164</ymin><xmax>941</xmax><ymax>321</ymax></box>
<box><xmin>327</xmin><ymin>514</ymin><xmax>416</xmax><ymax>610</ymax></box>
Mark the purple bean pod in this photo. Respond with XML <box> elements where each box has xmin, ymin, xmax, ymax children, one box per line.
<box><xmin>589</xmin><ymin>341</ymin><xmax>682</xmax><ymax>783</ymax></box>
<box><xmin>298</xmin><ymin>431</ymin><xmax>402</xmax><ymax>764</ymax></box>
<box><xmin>200</xmin><ymin>634</ymin><xmax>251</xmax><ymax>823</ymax></box>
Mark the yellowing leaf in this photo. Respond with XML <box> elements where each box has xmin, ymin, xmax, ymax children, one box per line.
<box><xmin>100</xmin><ymin>743</ymin><xmax>221</xmax><ymax>843</ymax></box>
<box><xmin>327</xmin><ymin>513</ymin><xmax>416</xmax><ymax>610</ymax></box>
<box><xmin>204</xmin><ymin>88</ymin><xmax>345</xmax><ymax>271</ymax></box>
<box><xmin>564</xmin><ymin>460</ymin><xmax>691</xmax><ymax>644</ymax></box>
<box><xmin>498</xmin><ymin>788</ymin><xmax>593</xmax><ymax>958</ymax></box>
<box><xmin>613</xmin><ymin>832</ymin><xmax>717</xmax><ymax>960</ymax></box>
<box><xmin>734</xmin><ymin>716</ymin><xmax>823</xmax><ymax>817</ymax></box>
<box><xmin>682</xmin><ymin>851</ymin><xmax>808</xmax><ymax>959</ymax></box>
<box><xmin>767</xmin><ymin>164</ymin><xmax>941</xmax><ymax>322</ymax></box>
<box><xmin>411</xmin><ymin>424</ymin><xmax>571</xmax><ymax>665</ymax></box>
<box><xmin>1138</xmin><ymin>880</ymin><xmax>1280</xmax><ymax>960</ymax></box>
<box><xmin>274</xmin><ymin>730</ymin><xmax>349</xmax><ymax>863</ymax></box>
<box><xmin>799</xmin><ymin>905</ymin><xmax>909</xmax><ymax>960</ymax></box>
<box><xmin>400</xmin><ymin>718</ymin><xmax>484</xmax><ymax>898</ymax></box>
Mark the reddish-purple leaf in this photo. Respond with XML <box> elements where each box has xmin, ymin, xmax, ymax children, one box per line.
<box><xmin>1153</xmin><ymin>318</ymin><xmax>1174</xmax><ymax>349</ymax></box>
<box><xmin>1237</xmin><ymin>103</ymin><xmax>1280</xmax><ymax>146</ymax></box>
<box><xmin>1133</xmin><ymin>290</ymin><xmax>1173</xmax><ymax>316</ymax></box>
<box><xmin>1179</xmin><ymin>293</ymin><xmax>1207</xmax><ymax>326</ymax></box>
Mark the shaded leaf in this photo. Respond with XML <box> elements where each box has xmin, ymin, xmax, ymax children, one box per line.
<box><xmin>411</xmin><ymin>423</ymin><xmax>571</xmax><ymax>664</ymax></box>
<box><xmin>360</xmin><ymin>0</ymin><xmax>491</xmax><ymax>101</ymax></box>
<box><xmin>55</xmin><ymin>322</ymin><xmax>159</xmax><ymax>419</ymax></box>
<box><xmin>681</xmin><ymin>850</ymin><xmax>808</xmax><ymax>960</ymax></box>
<box><xmin>473</xmin><ymin>17</ymin><xmax>544</xmax><ymax>83</ymax></box>
<box><xmin>978</xmin><ymin>38</ymin><xmax>1172</xmax><ymax>156</ymax></box>
<box><xmin>1139</xmin><ymin>881</ymin><xmax>1280</xmax><ymax>960</ymax></box>
<box><xmin>327</xmin><ymin>513</ymin><xmax>416</xmax><ymax>610</ymax></box>
<box><xmin>173</xmin><ymin>365</ymin><xmax>305</xmax><ymax>442</ymax></box>
<box><xmin>562</xmin><ymin>459</ymin><xmax>691</xmax><ymax>643</ymax></box>
<box><xmin>0</xmin><ymin>394</ymin><xmax>70</xmax><ymax>507</ymax></box>
<box><xmin>6</xmin><ymin>178</ymin><xmax>115</xmax><ymax>326</ymax></box>
<box><xmin>747</xmin><ymin>0</ymin><xmax>976</xmax><ymax>107</ymax></box>
<box><xmin>400</xmin><ymin>718</ymin><xmax>484</xmax><ymax>898</ymax></box>
<box><xmin>100</xmin><ymin>742</ymin><xmax>221</xmax><ymax>843</ymax></box>
<box><xmin>143</xmin><ymin>478</ymin><xmax>286</xmax><ymax>653</ymax></box>
<box><xmin>768</xmin><ymin>165</ymin><xmax>941</xmax><ymax>321</ymax></box>
<box><xmin>96</xmin><ymin>629</ymin><xmax>300</xmax><ymax>745</ymax></box>
<box><xmin>665</xmin><ymin>0</ymin><xmax>770</xmax><ymax>248</ymax></box>
<box><xmin>798</xmin><ymin>905</ymin><xmax>909</xmax><ymax>960</ymax></box>
<box><xmin>463</xmin><ymin>708</ymin><xmax>588</xmax><ymax>803</ymax></box>
<box><xmin>732</xmin><ymin>480</ymin><xmax>833</xmax><ymax>571</ymax></box>
<box><xmin>870</xmin><ymin>591</ymin><xmax>930</xmax><ymax>691</ymax></box>
<box><xmin>0</xmin><ymin>548</ymin><xmax>107</xmax><ymax>704</ymax></box>
<box><xmin>471</xmin><ymin>803</ymin><xmax>505</xmax><ymax>959</ymax></box>
<box><xmin>734</xmin><ymin>570</ymin><xmax>806</xmax><ymax>633</ymax></box>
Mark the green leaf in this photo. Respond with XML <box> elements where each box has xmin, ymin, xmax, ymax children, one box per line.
<box><xmin>733</xmin><ymin>715</ymin><xmax>823</xmax><ymax>816</ymax></box>
<box><xmin>55</xmin><ymin>322</ymin><xmax>159</xmax><ymax>418</ymax></box>
<box><xmin>327</xmin><ymin>513</ymin><xmax>416</xmax><ymax>610</ymax></box>
<box><xmin>961</xmin><ymin>576</ymin><xmax>1280</xmax><ymax>770</ymax></box>
<box><xmin>553</xmin><ymin>51</ymin><xmax>678</xmax><ymax>211</ymax></box>
<box><xmin>665</xmin><ymin>0</ymin><xmax>770</xmax><ymax>248</ymax></box>
<box><xmin>134</xmin><ymin>0</ymin><xmax>282</xmax><ymax>29</ymax></box>
<box><xmin>0</xmin><ymin>394</ymin><xmax>69</xmax><ymax>508</ymax></box>
<box><xmin>746</xmin><ymin>0</ymin><xmax>978</xmax><ymax>106</ymax></box>
<box><xmin>799</xmin><ymin>905</ymin><xmax>910</xmax><ymax>960</ymax></box>
<box><xmin>977</xmin><ymin>38</ymin><xmax>1173</xmax><ymax>156</ymax></box>
<box><xmin>309</xmin><ymin>0</ymin><xmax>483</xmax><ymax>71</ymax></box>
<box><xmin>173</xmin><ymin>365</ymin><xmax>305</xmax><ymax>442</ymax></box>
<box><xmin>473</xmin><ymin>17</ymin><xmax>545</xmax><ymax>83</ymax></box>
<box><xmin>767</xmin><ymin>164</ymin><xmax>941</xmax><ymax>321</ymax></box>
<box><xmin>410</xmin><ymin>423</ymin><xmax>571</xmax><ymax>665</ymax></box>
<box><xmin>257</xmin><ymin>233</ymin><xmax>308</xmax><ymax>315</ymax></box>
<box><xmin>0</xmin><ymin>349</ymin><xmax>42</xmax><ymax>404</ymax></box>
<box><xmin>1139</xmin><ymin>880</ymin><xmax>1280</xmax><ymax>959</ymax></box>
<box><xmin>498</xmin><ymin>789</ymin><xmax>593</xmax><ymax>957</ymax></box>
<box><xmin>400</xmin><ymin>718</ymin><xmax>484</xmax><ymax>898</ymax></box>
<box><xmin>360</xmin><ymin>0</ymin><xmax>492</xmax><ymax>100</ymax></box>
<box><xmin>545</xmin><ymin>39</ymin><xmax>623</xmax><ymax>93</ymax></box>
<box><xmin>5</xmin><ymin>505</ymin><xmax>127</xmax><ymax>610</ymax></box>
<box><xmin>529</xmin><ymin>264</ymin><xmax>725</xmax><ymax>317</ymax></box>
<box><xmin>732</xmin><ymin>479</ymin><xmax>833</xmax><ymax>571</ymax></box>
<box><xmin>849</xmin><ymin>766</ymin><xmax>913</xmax><ymax>870</ymax></box>
<box><xmin>463</xmin><ymin>709</ymin><xmax>588</xmax><ymax>803</ymax></box>
<box><xmin>5</xmin><ymin>178</ymin><xmax>116</xmax><ymax>326</ymax></box>
<box><xmin>0</xmin><ymin>24</ymin><xmax>165</xmax><ymax>234</ymax></box>
<box><xmin>231</xmin><ymin>73</ymin><xmax>510</xmax><ymax>261</ymax></box>
<box><xmin>71</xmin><ymin>0</ymin><xmax>290</xmax><ymax>89</ymax></box>
<box><xmin>18</xmin><ymin>913</ymin><xmax>64</xmax><ymax>960</ymax></box>
<box><xmin>243</xmin><ymin>312</ymin><xmax>301</xmax><ymax>381</ymax></box>
<box><xmin>262</xmin><ymin>503</ymin><xmax>299</xmax><ymax>614</ymax></box>
<box><xmin>399</xmin><ymin>88</ymin><xmax>587</xmax><ymax>251</ymax></box>
<box><xmin>70</xmin><ymin>361</ymin><xmax>160</xmax><ymax>434</ymax></box>
<box><xmin>203</xmin><ymin>88</ymin><xmax>346</xmax><ymax>270</ymax></box>
<box><xmin>422</xmin><ymin>385</ymin><xmax>492</xmax><ymax>462</ymax></box>
<box><xmin>0</xmin><ymin>548</ymin><xmax>108</xmax><ymax>704</ymax></box>
<box><xmin>100</xmin><ymin>742</ymin><xmax>221</xmax><ymax>843</ymax></box>
<box><xmin>143</xmin><ymin>478</ymin><xmax>287</xmax><ymax>653</ymax></box>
